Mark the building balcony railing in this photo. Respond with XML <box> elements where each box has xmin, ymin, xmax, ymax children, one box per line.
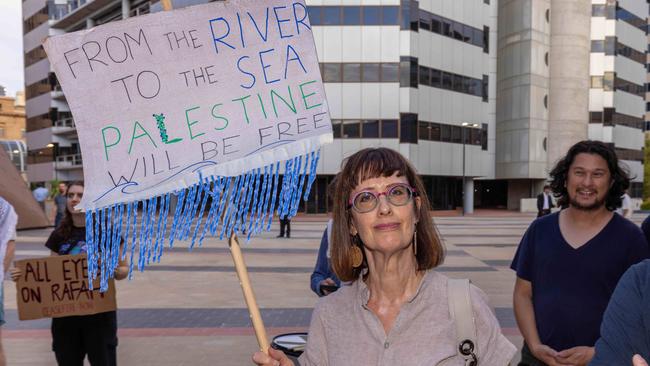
<box><xmin>52</xmin><ymin>117</ymin><xmax>77</xmax><ymax>136</ymax></box>
<box><xmin>50</xmin><ymin>0</ymin><xmax>114</xmax><ymax>29</ymax></box>
<box><xmin>56</xmin><ymin>153</ymin><xmax>83</xmax><ymax>168</ymax></box>
<box><xmin>54</xmin><ymin>118</ymin><xmax>75</xmax><ymax>128</ymax></box>
<box><xmin>48</xmin><ymin>0</ymin><xmax>88</xmax><ymax>21</ymax></box>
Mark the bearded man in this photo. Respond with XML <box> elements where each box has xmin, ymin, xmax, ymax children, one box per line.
<box><xmin>511</xmin><ymin>140</ymin><xmax>649</xmax><ymax>366</ymax></box>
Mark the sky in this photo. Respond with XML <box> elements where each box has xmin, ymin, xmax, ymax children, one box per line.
<box><xmin>0</xmin><ymin>0</ymin><xmax>24</xmax><ymax>97</ymax></box>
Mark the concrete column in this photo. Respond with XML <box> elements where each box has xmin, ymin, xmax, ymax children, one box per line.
<box><xmin>122</xmin><ymin>0</ymin><xmax>131</xmax><ymax>20</ymax></box>
<box><xmin>463</xmin><ymin>178</ymin><xmax>475</xmax><ymax>215</ymax></box>
<box><xmin>547</xmin><ymin>0</ymin><xmax>590</xmax><ymax>168</ymax></box>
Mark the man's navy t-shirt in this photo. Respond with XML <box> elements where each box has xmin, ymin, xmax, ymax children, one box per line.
<box><xmin>510</xmin><ymin>212</ymin><xmax>648</xmax><ymax>352</ymax></box>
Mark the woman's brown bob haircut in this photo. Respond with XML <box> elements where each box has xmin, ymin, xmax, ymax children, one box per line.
<box><xmin>330</xmin><ymin>148</ymin><xmax>445</xmax><ymax>281</ymax></box>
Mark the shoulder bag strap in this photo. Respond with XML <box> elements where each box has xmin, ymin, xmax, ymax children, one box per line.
<box><xmin>448</xmin><ymin>278</ymin><xmax>478</xmax><ymax>366</ymax></box>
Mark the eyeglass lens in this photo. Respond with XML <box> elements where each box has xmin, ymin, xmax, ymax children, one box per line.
<box><xmin>353</xmin><ymin>185</ymin><xmax>413</xmax><ymax>212</ymax></box>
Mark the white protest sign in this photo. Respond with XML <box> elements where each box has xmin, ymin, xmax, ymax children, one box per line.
<box><xmin>43</xmin><ymin>0</ymin><xmax>332</xmax><ymax>290</ymax></box>
<box><xmin>44</xmin><ymin>0</ymin><xmax>331</xmax><ymax>211</ymax></box>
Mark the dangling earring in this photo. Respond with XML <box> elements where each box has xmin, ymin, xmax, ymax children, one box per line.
<box><xmin>351</xmin><ymin>245</ymin><xmax>363</xmax><ymax>268</ymax></box>
<box><xmin>412</xmin><ymin>228</ymin><xmax>418</xmax><ymax>256</ymax></box>
<box><xmin>350</xmin><ymin>235</ymin><xmax>363</xmax><ymax>268</ymax></box>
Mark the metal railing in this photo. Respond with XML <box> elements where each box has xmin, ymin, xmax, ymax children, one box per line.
<box><xmin>48</xmin><ymin>0</ymin><xmax>88</xmax><ymax>21</ymax></box>
<box><xmin>56</xmin><ymin>153</ymin><xmax>83</xmax><ymax>167</ymax></box>
<box><xmin>53</xmin><ymin>118</ymin><xmax>75</xmax><ymax>129</ymax></box>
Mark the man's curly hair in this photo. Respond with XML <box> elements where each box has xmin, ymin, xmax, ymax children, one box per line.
<box><xmin>549</xmin><ymin>140</ymin><xmax>630</xmax><ymax>211</ymax></box>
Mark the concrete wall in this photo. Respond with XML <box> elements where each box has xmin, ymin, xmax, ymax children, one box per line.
<box><xmin>547</xmin><ymin>0</ymin><xmax>591</xmax><ymax>168</ymax></box>
<box><xmin>496</xmin><ymin>0</ymin><xmax>551</xmax><ymax>180</ymax></box>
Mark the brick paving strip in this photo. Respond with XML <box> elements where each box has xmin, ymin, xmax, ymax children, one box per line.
<box><xmin>3</xmin><ymin>307</ymin><xmax>518</xmax><ymax>338</ymax></box>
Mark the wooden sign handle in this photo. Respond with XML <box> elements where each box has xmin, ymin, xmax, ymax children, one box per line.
<box><xmin>159</xmin><ymin>0</ymin><xmax>269</xmax><ymax>355</ymax></box>
<box><xmin>229</xmin><ymin>233</ymin><xmax>270</xmax><ymax>353</ymax></box>
<box><xmin>160</xmin><ymin>0</ymin><xmax>173</xmax><ymax>11</ymax></box>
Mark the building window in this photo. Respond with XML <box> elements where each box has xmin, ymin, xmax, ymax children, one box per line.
<box><xmin>320</xmin><ymin>62</ymin><xmax>400</xmax><ymax>82</ymax></box>
<box><xmin>603</xmin><ymin>72</ymin><xmax>614</xmax><ymax>91</ymax></box>
<box><xmin>381</xmin><ymin>63</ymin><xmax>399</xmax><ymax>82</ymax></box>
<box><xmin>331</xmin><ymin>120</ymin><xmax>341</xmax><ymax>138</ymax></box>
<box><xmin>431</xmin><ymin>14</ymin><xmax>441</xmax><ymax>33</ymax></box>
<box><xmin>308</xmin><ymin>7</ymin><xmax>322</xmax><ymax>25</ymax></box>
<box><xmin>431</xmin><ymin>123</ymin><xmax>441</xmax><ymax>141</ymax></box>
<box><xmin>25</xmin><ymin>78</ymin><xmax>52</xmax><ymax>100</ymax></box>
<box><xmin>419</xmin><ymin>65</ymin><xmax>430</xmax><ymax>85</ymax></box>
<box><xmin>342</xmin><ymin>120</ymin><xmax>360</xmax><ymax>138</ymax></box>
<box><xmin>27</xmin><ymin>147</ymin><xmax>54</xmax><ymax>164</ymax></box>
<box><xmin>342</xmin><ymin>63</ymin><xmax>362</xmax><ymax>82</ymax></box>
<box><xmin>590</xmin><ymin>112</ymin><xmax>603</xmax><ymax>124</ymax></box>
<box><xmin>342</xmin><ymin>6</ymin><xmax>360</xmax><ymax>25</ymax></box>
<box><xmin>440</xmin><ymin>124</ymin><xmax>451</xmax><ymax>142</ymax></box>
<box><xmin>616</xmin><ymin>5</ymin><xmax>645</xmax><ymax>30</ymax></box>
<box><xmin>591</xmin><ymin>40</ymin><xmax>605</xmax><ymax>53</ymax></box>
<box><xmin>362</xmin><ymin>6</ymin><xmax>381</xmax><ymax>25</ymax></box>
<box><xmin>400</xmin><ymin>56</ymin><xmax>418</xmax><ymax>88</ymax></box>
<box><xmin>483</xmin><ymin>26</ymin><xmax>489</xmax><ymax>53</ymax></box>
<box><xmin>418</xmin><ymin>121</ymin><xmax>430</xmax><ymax>140</ymax></box>
<box><xmin>400</xmin><ymin>0</ymin><xmax>418</xmax><ymax>31</ymax></box>
<box><xmin>604</xmin><ymin>37</ymin><xmax>616</xmax><ymax>55</ymax></box>
<box><xmin>382</xmin><ymin>6</ymin><xmax>399</xmax><ymax>25</ymax></box>
<box><xmin>419</xmin><ymin>10</ymin><xmax>431</xmax><ymax>31</ymax></box>
<box><xmin>362</xmin><ymin>120</ymin><xmax>380</xmax><ymax>138</ymax></box>
<box><xmin>591</xmin><ymin>76</ymin><xmax>603</xmax><ymax>88</ymax></box>
<box><xmin>481</xmin><ymin>123</ymin><xmax>484</xmax><ymax>151</ymax></box>
<box><xmin>322</xmin><ymin>6</ymin><xmax>341</xmax><ymax>25</ymax></box>
<box><xmin>24</xmin><ymin>5</ymin><xmax>48</xmax><ymax>33</ymax></box>
<box><xmin>431</xmin><ymin>69</ymin><xmax>441</xmax><ymax>87</ymax></box>
<box><xmin>24</xmin><ymin>45</ymin><xmax>47</xmax><ymax>68</ymax></box>
<box><xmin>381</xmin><ymin>120</ymin><xmax>398</xmax><ymax>138</ymax></box>
<box><xmin>362</xmin><ymin>63</ymin><xmax>380</xmax><ymax>82</ymax></box>
<box><xmin>399</xmin><ymin>113</ymin><xmax>418</xmax><ymax>143</ymax></box>
<box><xmin>592</xmin><ymin>4</ymin><xmax>606</xmax><ymax>17</ymax></box>
<box><xmin>614</xmin><ymin>76</ymin><xmax>644</xmax><ymax>97</ymax></box>
<box><xmin>482</xmin><ymin>75</ymin><xmax>489</xmax><ymax>102</ymax></box>
<box><xmin>323</xmin><ymin>64</ymin><xmax>341</xmax><ymax>82</ymax></box>
<box><xmin>616</xmin><ymin>40</ymin><xmax>645</xmax><ymax>64</ymax></box>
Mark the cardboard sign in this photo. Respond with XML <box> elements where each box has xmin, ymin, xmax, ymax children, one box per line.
<box><xmin>15</xmin><ymin>255</ymin><xmax>116</xmax><ymax>320</ymax></box>
<box><xmin>43</xmin><ymin>0</ymin><xmax>332</xmax><ymax>211</ymax></box>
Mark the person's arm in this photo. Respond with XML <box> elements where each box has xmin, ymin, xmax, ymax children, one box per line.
<box><xmin>591</xmin><ymin>262</ymin><xmax>649</xmax><ymax>365</ymax></box>
<box><xmin>114</xmin><ymin>245</ymin><xmax>129</xmax><ymax>280</ymax></box>
<box><xmin>3</xmin><ymin>240</ymin><xmax>15</xmax><ymax>274</ymax></box>
<box><xmin>513</xmin><ymin>277</ymin><xmax>562</xmax><ymax>365</ymax></box>
<box><xmin>311</xmin><ymin>230</ymin><xmax>331</xmax><ymax>296</ymax></box>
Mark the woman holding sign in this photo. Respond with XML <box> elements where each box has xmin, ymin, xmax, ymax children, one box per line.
<box><xmin>12</xmin><ymin>182</ymin><xmax>128</xmax><ymax>366</ymax></box>
<box><xmin>253</xmin><ymin>148</ymin><xmax>516</xmax><ymax>365</ymax></box>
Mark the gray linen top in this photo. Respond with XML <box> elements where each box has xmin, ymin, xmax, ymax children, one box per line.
<box><xmin>298</xmin><ymin>270</ymin><xmax>516</xmax><ymax>366</ymax></box>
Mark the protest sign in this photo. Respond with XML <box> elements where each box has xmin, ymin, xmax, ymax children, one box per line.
<box><xmin>43</xmin><ymin>0</ymin><xmax>332</xmax><ymax>289</ymax></box>
<box><xmin>15</xmin><ymin>255</ymin><xmax>116</xmax><ymax>320</ymax></box>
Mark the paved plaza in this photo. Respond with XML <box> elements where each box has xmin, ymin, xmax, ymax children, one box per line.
<box><xmin>4</xmin><ymin>212</ymin><xmax>645</xmax><ymax>365</ymax></box>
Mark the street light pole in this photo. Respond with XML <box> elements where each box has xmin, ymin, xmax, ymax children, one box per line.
<box><xmin>461</xmin><ymin>127</ymin><xmax>466</xmax><ymax>216</ymax></box>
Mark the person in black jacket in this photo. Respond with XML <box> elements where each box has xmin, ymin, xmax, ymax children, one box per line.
<box><xmin>536</xmin><ymin>185</ymin><xmax>554</xmax><ymax>217</ymax></box>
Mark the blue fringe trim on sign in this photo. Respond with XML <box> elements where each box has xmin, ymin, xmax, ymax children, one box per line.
<box><xmin>86</xmin><ymin>149</ymin><xmax>321</xmax><ymax>291</ymax></box>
